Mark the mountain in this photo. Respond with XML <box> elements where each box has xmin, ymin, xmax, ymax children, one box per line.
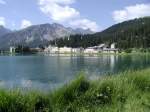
<box><xmin>95</xmin><ymin>16</ymin><xmax>150</xmax><ymax>49</ymax></box>
<box><xmin>2</xmin><ymin>17</ymin><xmax>149</xmax><ymax>50</ymax></box>
<box><xmin>0</xmin><ymin>23</ymin><xmax>93</xmax><ymax>49</ymax></box>
<box><xmin>0</xmin><ymin>26</ymin><xmax>11</xmax><ymax>37</ymax></box>
<box><xmin>50</xmin><ymin>17</ymin><xmax>150</xmax><ymax>49</ymax></box>
<box><xmin>73</xmin><ymin>28</ymin><xmax>94</xmax><ymax>34</ymax></box>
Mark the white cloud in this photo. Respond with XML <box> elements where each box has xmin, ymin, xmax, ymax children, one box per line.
<box><xmin>39</xmin><ymin>0</ymin><xmax>79</xmax><ymax>22</ymax></box>
<box><xmin>0</xmin><ymin>17</ymin><xmax>6</xmax><ymax>26</ymax></box>
<box><xmin>113</xmin><ymin>4</ymin><xmax>150</xmax><ymax>23</ymax></box>
<box><xmin>21</xmin><ymin>19</ymin><xmax>32</xmax><ymax>29</ymax></box>
<box><xmin>70</xmin><ymin>19</ymin><xmax>100</xmax><ymax>32</ymax></box>
<box><xmin>0</xmin><ymin>0</ymin><xmax>6</xmax><ymax>5</ymax></box>
<box><xmin>38</xmin><ymin>0</ymin><xmax>100</xmax><ymax>31</ymax></box>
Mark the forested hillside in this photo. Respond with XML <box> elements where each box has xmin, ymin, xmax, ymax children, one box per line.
<box><xmin>50</xmin><ymin>17</ymin><xmax>150</xmax><ymax>49</ymax></box>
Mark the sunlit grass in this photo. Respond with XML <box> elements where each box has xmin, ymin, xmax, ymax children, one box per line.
<box><xmin>0</xmin><ymin>69</ymin><xmax>150</xmax><ymax>111</ymax></box>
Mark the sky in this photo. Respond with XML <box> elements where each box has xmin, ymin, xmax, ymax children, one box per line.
<box><xmin>0</xmin><ymin>0</ymin><xmax>149</xmax><ymax>32</ymax></box>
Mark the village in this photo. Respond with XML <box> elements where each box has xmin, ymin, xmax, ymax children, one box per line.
<box><xmin>44</xmin><ymin>43</ymin><xmax>119</xmax><ymax>54</ymax></box>
<box><xmin>9</xmin><ymin>43</ymin><xmax>119</xmax><ymax>54</ymax></box>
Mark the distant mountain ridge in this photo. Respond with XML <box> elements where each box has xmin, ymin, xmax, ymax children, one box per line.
<box><xmin>0</xmin><ymin>26</ymin><xmax>11</xmax><ymax>37</ymax></box>
<box><xmin>2</xmin><ymin>17</ymin><xmax>149</xmax><ymax>50</ymax></box>
<box><xmin>0</xmin><ymin>23</ymin><xmax>93</xmax><ymax>49</ymax></box>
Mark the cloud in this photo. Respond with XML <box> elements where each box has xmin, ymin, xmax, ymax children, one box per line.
<box><xmin>70</xmin><ymin>19</ymin><xmax>100</xmax><ymax>32</ymax></box>
<box><xmin>39</xmin><ymin>0</ymin><xmax>79</xmax><ymax>22</ymax></box>
<box><xmin>0</xmin><ymin>0</ymin><xmax>6</xmax><ymax>5</ymax></box>
<box><xmin>38</xmin><ymin>0</ymin><xmax>100</xmax><ymax>31</ymax></box>
<box><xmin>11</xmin><ymin>21</ymin><xmax>16</xmax><ymax>28</ymax></box>
<box><xmin>0</xmin><ymin>17</ymin><xmax>6</xmax><ymax>26</ymax></box>
<box><xmin>21</xmin><ymin>19</ymin><xmax>32</xmax><ymax>29</ymax></box>
<box><xmin>113</xmin><ymin>4</ymin><xmax>150</xmax><ymax>23</ymax></box>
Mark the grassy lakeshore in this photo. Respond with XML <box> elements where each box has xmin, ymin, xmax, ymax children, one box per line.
<box><xmin>0</xmin><ymin>69</ymin><xmax>150</xmax><ymax>112</ymax></box>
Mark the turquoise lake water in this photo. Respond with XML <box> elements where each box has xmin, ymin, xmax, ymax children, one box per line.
<box><xmin>0</xmin><ymin>54</ymin><xmax>150</xmax><ymax>90</ymax></box>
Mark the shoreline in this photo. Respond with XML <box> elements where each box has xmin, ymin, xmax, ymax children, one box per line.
<box><xmin>1</xmin><ymin>52</ymin><xmax>150</xmax><ymax>57</ymax></box>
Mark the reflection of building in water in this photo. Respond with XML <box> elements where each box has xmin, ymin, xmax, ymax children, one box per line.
<box><xmin>110</xmin><ymin>55</ymin><xmax>118</xmax><ymax>72</ymax></box>
<box><xmin>110</xmin><ymin>55</ymin><xmax>115</xmax><ymax>70</ymax></box>
<box><xmin>99</xmin><ymin>55</ymin><xmax>119</xmax><ymax>73</ymax></box>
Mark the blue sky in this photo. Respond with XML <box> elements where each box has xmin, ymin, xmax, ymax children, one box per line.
<box><xmin>0</xmin><ymin>0</ymin><xmax>149</xmax><ymax>31</ymax></box>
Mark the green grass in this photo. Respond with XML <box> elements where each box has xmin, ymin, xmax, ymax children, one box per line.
<box><xmin>0</xmin><ymin>69</ymin><xmax>150</xmax><ymax>112</ymax></box>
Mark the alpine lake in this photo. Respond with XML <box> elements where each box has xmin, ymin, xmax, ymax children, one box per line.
<box><xmin>0</xmin><ymin>53</ymin><xmax>150</xmax><ymax>91</ymax></box>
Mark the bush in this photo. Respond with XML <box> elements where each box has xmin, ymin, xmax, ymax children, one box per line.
<box><xmin>124</xmin><ymin>49</ymin><xmax>132</xmax><ymax>53</ymax></box>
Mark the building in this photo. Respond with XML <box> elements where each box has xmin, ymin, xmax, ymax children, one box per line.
<box><xmin>45</xmin><ymin>45</ymin><xmax>84</xmax><ymax>54</ymax></box>
<box><xmin>44</xmin><ymin>46</ymin><xmax>52</xmax><ymax>53</ymax></box>
<box><xmin>84</xmin><ymin>47</ymin><xmax>99</xmax><ymax>54</ymax></box>
<box><xmin>72</xmin><ymin>48</ymin><xmax>79</xmax><ymax>53</ymax></box>
<box><xmin>102</xmin><ymin>43</ymin><xmax>119</xmax><ymax>53</ymax></box>
<box><xmin>111</xmin><ymin>43</ymin><xmax>116</xmax><ymax>49</ymax></box>
<box><xmin>10</xmin><ymin>47</ymin><xmax>16</xmax><ymax>53</ymax></box>
<box><xmin>59</xmin><ymin>47</ymin><xmax>72</xmax><ymax>54</ymax></box>
<box><xmin>44</xmin><ymin>43</ymin><xmax>119</xmax><ymax>54</ymax></box>
<box><xmin>44</xmin><ymin>46</ymin><xmax>59</xmax><ymax>53</ymax></box>
<box><xmin>84</xmin><ymin>43</ymin><xmax>119</xmax><ymax>54</ymax></box>
<box><xmin>72</xmin><ymin>48</ymin><xmax>84</xmax><ymax>54</ymax></box>
<box><xmin>95</xmin><ymin>44</ymin><xmax>108</xmax><ymax>52</ymax></box>
<box><xmin>102</xmin><ymin>48</ymin><xmax>119</xmax><ymax>53</ymax></box>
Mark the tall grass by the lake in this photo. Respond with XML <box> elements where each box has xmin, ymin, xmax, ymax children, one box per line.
<box><xmin>0</xmin><ymin>69</ymin><xmax>150</xmax><ymax>112</ymax></box>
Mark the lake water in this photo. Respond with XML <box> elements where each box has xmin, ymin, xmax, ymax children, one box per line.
<box><xmin>0</xmin><ymin>54</ymin><xmax>150</xmax><ymax>91</ymax></box>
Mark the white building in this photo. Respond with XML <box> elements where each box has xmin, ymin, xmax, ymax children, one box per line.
<box><xmin>44</xmin><ymin>46</ymin><xmax>59</xmax><ymax>53</ymax></box>
<box><xmin>10</xmin><ymin>47</ymin><xmax>16</xmax><ymax>53</ymax></box>
<box><xmin>84</xmin><ymin>43</ymin><xmax>119</xmax><ymax>54</ymax></box>
<box><xmin>102</xmin><ymin>43</ymin><xmax>119</xmax><ymax>53</ymax></box>
<box><xmin>97</xmin><ymin>44</ymin><xmax>108</xmax><ymax>49</ymax></box>
<box><xmin>51</xmin><ymin>47</ymin><xmax>59</xmax><ymax>53</ymax></box>
<box><xmin>84</xmin><ymin>48</ymin><xmax>98</xmax><ymax>54</ymax></box>
<box><xmin>44</xmin><ymin>43</ymin><xmax>119</xmax><ymax>54</ymax></box>
<box><xmin>72</xmin><ymin>48</ymin><xmax>81</xmax><ymax>54</ymax></box>
<box><xmin>59</xmin><ymin>47</ymin><xmax>72</xmax><ymax>54</ymax></box>
<box><xmin>111</xmin><ymin>43</ymin><xmax>116</xmax><ymax>49</ymax></box>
